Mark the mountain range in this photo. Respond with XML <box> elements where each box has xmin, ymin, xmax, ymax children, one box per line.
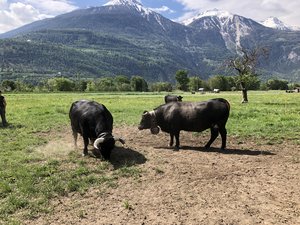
<box><xmin>0</xmin><ymin>0</ymin><xmax>299</xmax><ymax>83</ymax></box>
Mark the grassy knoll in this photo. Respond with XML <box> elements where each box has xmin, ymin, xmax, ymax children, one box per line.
<box><xmin>0</xmin><ymin>91</ymin><xmax>299</xmax><ymax>223</ymax></box>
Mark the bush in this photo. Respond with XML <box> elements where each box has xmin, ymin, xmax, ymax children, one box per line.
<box><xmin>266</xmin><ymin>79</ymin><xmax>289</xmax><ymax>90</ymax></box>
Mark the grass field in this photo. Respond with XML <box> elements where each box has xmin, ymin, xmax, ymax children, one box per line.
<box><xmin>0</xmin><ymin>91</ymin><xmax>299</xmax><ymax>224</ymax></box>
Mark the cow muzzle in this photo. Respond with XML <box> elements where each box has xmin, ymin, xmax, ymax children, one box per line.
<box><xmin>150</xmin><ymin>126</ymin><xmax>160</xmax><ymax>135</ymax></box>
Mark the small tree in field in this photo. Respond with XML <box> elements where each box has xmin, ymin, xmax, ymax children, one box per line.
<box><xmin>225</xmin><ymin>46</ymin><xmax>268</xmax><ymax>103</ymax></box>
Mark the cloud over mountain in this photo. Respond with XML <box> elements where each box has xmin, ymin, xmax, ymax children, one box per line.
<box><xmin>0</xmin><ymin>0</ymin><xmax>77</xmax><ymax>33</ymax></box>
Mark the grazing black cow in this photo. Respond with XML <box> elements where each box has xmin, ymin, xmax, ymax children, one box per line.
<box><xmin>69</xmin><ymin>100</ymin><xmax>125</xmax><ymax>159</ymax></box>
<box><xmin>138</xmin><ymin>98</ymin><xmax>230</xmax><ymax>150</ymax></box>
<box><xmin>164</xmin><ymin>95</ymin><xmax>183</xmax><ymax>103</ymax></box>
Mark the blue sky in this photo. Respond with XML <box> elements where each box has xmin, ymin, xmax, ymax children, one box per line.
<box><xmin>1</xmin><ymin>0</ymin><xmax>300</xmax><ymax>34</ymax></box>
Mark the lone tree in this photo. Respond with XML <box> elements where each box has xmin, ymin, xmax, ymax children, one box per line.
<box><xmin>225</xmin><ymin>46</ymin><xmax>268</xmax><ymax>103</ymax></box>
<box><xmin>175</xmin><ymin>70</ymin><xmax>189</xmax><ymax>91</ymax></box>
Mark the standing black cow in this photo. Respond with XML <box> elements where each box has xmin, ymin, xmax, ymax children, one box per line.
<box><xmin>138</xmin><ymin>98</ymin><xmax>230</xmax><ymax>150</ymax></box>
<box><xmin>69</xmin><ymin>100</ymin><xmax>125</xmax><ymax>159</ymax></box>
<box><xmin>164</xmin><ymin>95</ymin><xmax>183</xmax><ymax>103</ymax></box>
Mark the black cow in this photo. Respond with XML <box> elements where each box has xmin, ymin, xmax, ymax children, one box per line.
<box><xmin>138</xmin><ymin>98</ymin><xmax>230</xmax><ymax>150</ymax></box>
<box><xmin>164</xmin><ymin>95</ymin><xmax>183</xmax><ymax>103</ymax></box>
<box><xmin>69</xmin><ymin>100</ymin><xmax>125</xmax><ymax>159</ymax></box>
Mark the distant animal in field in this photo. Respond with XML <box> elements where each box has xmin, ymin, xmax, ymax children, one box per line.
<box><xmin>69</xmin><ymin>100</ymin><xmax>125</xmax><ymax>159</ymax></box>
<box><xmin>138</xmin><ymin>98</ymin><xmax>230</xmax><ymax>150</ymax></box>
<box><xmin>164</xmin><ymin>95</ymin><xmax>183</xmax><ymax>103</ymax></box>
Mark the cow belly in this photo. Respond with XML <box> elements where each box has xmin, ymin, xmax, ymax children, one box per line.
<box><xmin>160</xmin><ymin>121</ymin><xmax>210</xmax><ymax>133</ymax></box>
<box><xmin>181</xmin><ymin>122</ymin><xmax>210</xmax><ymax>132</ymax></box>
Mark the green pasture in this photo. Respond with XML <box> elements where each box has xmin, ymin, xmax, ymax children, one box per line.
<box><xmin>0</xmin><ymin>91</ymin><xmax>299</xmax><ymax>223</ymax></box>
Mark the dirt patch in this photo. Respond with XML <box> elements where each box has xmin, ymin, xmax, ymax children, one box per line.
<box><xmin>30</xmin><ymin>126</ymin><xmax>299</xmax><ymax>225</ymax></box>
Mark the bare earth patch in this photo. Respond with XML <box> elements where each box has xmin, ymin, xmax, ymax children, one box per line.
<box><xmin>30</xmin><ymin>126</ymin><xmax>299</xmax><ymax>225</ymax></box>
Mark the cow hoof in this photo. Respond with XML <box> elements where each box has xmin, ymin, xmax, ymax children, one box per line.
<box><xmin>173</xmin><ymin>147</ymin><xmax>180</xmax><ymax>151</ymax></box>
<box><xmin>82</xmin><ymin>152</ymin><xmax>88</xmax><ymax>157</ymax></box>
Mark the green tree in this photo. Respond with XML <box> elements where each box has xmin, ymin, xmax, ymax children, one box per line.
<box><xmin>208</xmin><ymin>75</ymin><xmax>229</xmax><ymax>91</ymax></box>
<box><xmin>130</xmin><ymin>76</ymin><xmax>148</xmax><ymax>92</ymax></box>
<box><xmin>86</xmin><ymin>80</ymin><xmax>96</xmax><ymax>92</ymax></box>
<box><xmin>47</xmin><ymin>78</ymin><xmax>75</xmax><ymax>91</ymax></box>
<box><xmin>15</xmin><ymin>80</ymin><xmax>34</xmax><ymax>92</ymax></box>
<box><xmin>245</xmin><ymin>75</ymin><xmax>261</xmax><ymax>90</ymax></box>
<box><xmin>150</xmin><ymin>82</ymin><xmax>173</xmax><ymax>92</ymax></box>
<box><xmin>188</xmin><ymin>76</ymin><xmax>203</xmax><ymax>92</ymax></box>
<box><xmin>115</xmin><ymin>75</ymin><xmax>131</xmax><ymax>91</ymax></box>
<box><xmin>1</xmin><ymin>80</ymin><xmax>16</xmax><ymax>91</ymax></box>
<box><xmin>226</xmin><ymin>76</ymin><xmax>237</xmax><ymax>91</ymax></box>
<box><xmin>266</xmin><ymin>79</ymin><xmax>289</xmax><ymax>90</ymax></box>
<box><xmin>175</xmin><ymin>70</ymin><xmax>189</xmax><ymax>91</ymax></box>
<box><xmin>96</xmin><ymin>77</ymin><xmax>116</xmax><ymax>92</ymax></box>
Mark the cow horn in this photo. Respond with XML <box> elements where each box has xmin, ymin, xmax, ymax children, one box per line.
<box><xmin>93</xmin><ymin>137</ymin><xmax>105</xmax><ymax>149</ymax></box>
<box><xmin>114</xmin><ymin>137</ymin><xmax>125</xmax><ymax>145</ymax></box>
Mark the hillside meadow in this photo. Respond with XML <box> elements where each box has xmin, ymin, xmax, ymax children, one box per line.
<box><xmin>0</xmin><ymin>91</ymin><xmax>299</xmax><ymax>224</ymax></box>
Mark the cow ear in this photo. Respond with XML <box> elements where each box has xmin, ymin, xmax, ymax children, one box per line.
<box><xmin>143</xmin><ymin>110</ymin><xmax>148</xmax><ymax>114</ymax></box>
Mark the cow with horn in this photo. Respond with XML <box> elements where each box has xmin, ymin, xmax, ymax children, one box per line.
<box><xmin>69</xmin><ymin>100</ymin><xmax>125</xmax><ymax>159</ymax></box>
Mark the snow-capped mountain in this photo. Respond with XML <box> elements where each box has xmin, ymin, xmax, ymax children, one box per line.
<box><xmin>0</xmin><ymin>0</ymin><xmax>188</xmax><ymax>40</ymax></box>
<box><xmin>260</xmin><ymin>17</ymin><xmax>291</xmax><ymax>31</ymax></box>
<box><xmin>184</xmin><ymin>9</ymin><xmax>266</xmax><ymax>52</ymax></box>
<box><xmin>104</xmin><ymin>0</ymin><xmax>153</xmax><ymax>18</ymax></box>
<box><xmin>182</xmin><ymin>9</ymin><xmax>233</xmax><ymax>26</ymax></box>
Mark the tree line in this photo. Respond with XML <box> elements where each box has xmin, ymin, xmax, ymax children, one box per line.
<box><xmin>0</xmin><ymin>74</ymin><xmax>297</xmax><ymax>93</ymax></box>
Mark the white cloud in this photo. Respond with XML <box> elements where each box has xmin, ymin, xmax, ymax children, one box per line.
<box><xmin>150</xmin><ymin>5</ymin><xmax>175</xmax><ymax>14</ymax></box>
<box><xmin>23</xmin><ymin>0</ymin><xmax>78</xmax><ymax>15</ymax></box>
<box><xmin>0</xmin><ymin>0</ymin><xmax>77</xmax><ymax>34</ymax></box>
<box><xmin>175</xmin><ymin>0</ymin><xmax>300</xmax><ymax>27</ymax></box>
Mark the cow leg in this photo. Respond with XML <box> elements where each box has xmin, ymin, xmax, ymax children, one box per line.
<box><xmin>174</xmin><ymin>131</ymin><xmax>180</xmax><ymax>150</ymax></box>
<box><xmin>169</xmin><ymin>134</ymin><xmax>174</xmax><ymax>147</ymax></box>
<box><xmin>72</xmin><ymin>130</ymin><xmax>78</xmax><ymax>148</ymax></box>
<box><xmin>219</xmin><ymin>126</ymin><xmax>227</xmax><ymax>150</ymax></box>
<box><xmin>82</xmin><ymin>135</ymin><xmax>89</xmax><ymax>156</ymax></box>
<box><xmin>205</xmin><ymin>127</ymin><xmax>219</xmax><ymax>149</ymax></box>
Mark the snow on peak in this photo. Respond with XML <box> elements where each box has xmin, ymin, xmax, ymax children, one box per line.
<box><xmin>199</xmin><ymin>9</ymin><xmax>233</xmax><ymax>18</ymax></box>
<box><xmin>103</xmin><ymin>0</ymin><xmax>168</xmax><ymax>29</ymax></box>
<box><xmin>260</xmin><ymin>17</ymin><xmax>290</xmax><ymax>30</ymax></box>
<box><xmin>104</xmin><ymin>0</ymin><xmax>142</xmax><ymax>7</ymax></box>
<box><xmin>182</xmin><ymin>9</ymin><xmax>234</xmax><ymax>25</ymax></box>
<box><xmin>103</xmin><ymin>0</ymin><xmax>152</xmax><ymax>16</ymax></box>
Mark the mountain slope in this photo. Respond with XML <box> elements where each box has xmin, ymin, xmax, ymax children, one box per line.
<box><xmin>0</xmin><ymin>3</ymin><xmax>299</xmax><ymax>82</ymax></box>
<box><xmin>184</xmin><ymin>9</ymin><xmax>270</xmax><ymax>52</ymax></box>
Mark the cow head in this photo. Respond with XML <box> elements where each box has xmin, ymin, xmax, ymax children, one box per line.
<box><xmin>93</xmin><ymin>132</ymin><xmax>125</xmax><ymax>160</ymax></box>
<box><xmin>138</xmin><ymin>111</ymin><xmax>160</xmax><ymax>135</ymax></box>
<box><xmin>177</xmin><ymin>96</ymin><xmax>183</xmax><ymax>101</ymax></box>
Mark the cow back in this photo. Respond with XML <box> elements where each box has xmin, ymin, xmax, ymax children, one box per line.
<box><xmin>69</xmin><ymin>100</ymin><xmax>113</xmax><ymax>137</ymax></box>
<box><xmin>155</xmin><ymin>98</ymin><xmax>229</xmax><ymax>133</ymax></box>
